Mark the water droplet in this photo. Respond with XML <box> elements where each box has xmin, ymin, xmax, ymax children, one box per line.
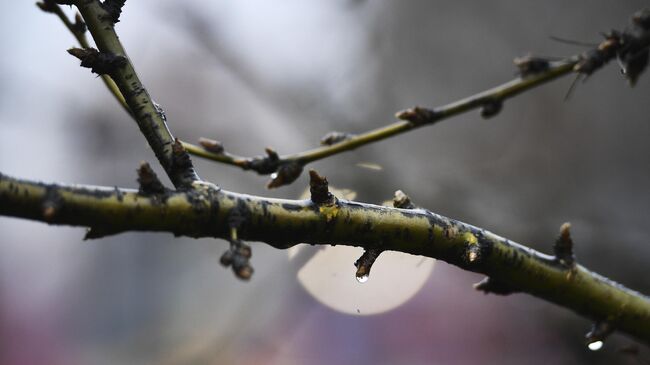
<box><xmin>468</xmin><ymin>251</ymin><xmax>478</xmax><ymax>262</ymax></box>
<box><xmin>587</xmin><ymin>340</ymin><xmax>603</xmax><ymax>351</ymax></box>
<box><xmin>356</xmin><ymin>274</ymin><xmax>369</xmax><ymax>283</ymax></box>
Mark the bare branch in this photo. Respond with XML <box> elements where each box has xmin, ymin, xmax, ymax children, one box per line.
<box><xmin>181</xmin><ymin>9</ymin><xmax>649</xmax><ymax>187</ymax></box>
<box><xmin>1</xmin><ymin>171</ymin><xmax>648</xmax><ymax>342</ymax></box>
<box><xmin>71</xmin><ymin>0</ymin><xmax>200</xmax><ymax>189</ymax></box>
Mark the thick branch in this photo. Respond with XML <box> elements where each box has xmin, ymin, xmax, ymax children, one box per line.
<box><xmin>72</xmin><ymin>0</ymin><xmax>200</xmax><ymax>189</ymax></box>
<box><xmin>1</xmin><ymin>172</ymin><xmax>648</xmax><ymax>343</ymax></box>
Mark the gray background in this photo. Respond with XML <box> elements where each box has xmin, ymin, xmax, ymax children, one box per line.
<box><xmin>0</xmin><ymin>1</ymin><xmax>648</xmax><ymax>364</ymax></box>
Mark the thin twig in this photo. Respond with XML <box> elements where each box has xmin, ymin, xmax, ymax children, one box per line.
<box><xmin>182</xmin><ymin>60</ymin><xmax>577</xmax><ymax>184</ymax></box>
<box><xmin>70</xmin><ymin>0</ymin><xmax>200</xmax><ymax>188</ymax></box>
<box><xmin>182</xmin><ymin>9</ymin><xmax>649</xmax><ymax>187</ymax></box>
<box><xmin>49</xmin><ymin>3</ymin><xmax>649</xmax><ymax>189</ymax></box>
<box><xmin>38</xmin><ymin>1</ymin><xmax>131</xmax><ymax>117</ymax></box>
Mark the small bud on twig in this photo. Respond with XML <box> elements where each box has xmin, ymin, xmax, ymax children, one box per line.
<box><xmin>67</xmin><ymin>47</ymin><xmax>126</xmax><ymax>75</ymax></box>
<box><xmin>266</xmin><ymin>162</ymin><xmax>303</xmax><ymax>189</ymax></box>
<box><xmin>309</xmin><ymin>170</ymin><xmax>335</xmax><ymax>205</ymax></box>
<box><xmin>136</xmin><ymin>161</ymin><xmax>167</xmax><ymax>195</ymax></box>
<box><xmin>354</xmin><ymin>249</ymin><xmax>382</xmax><ymax>283</ymax></box>
<box><xmin>392</xmin><ymin>190</ymin><xmax>415</xmax><ymax>209</ymax></box>
<box><xmin>72</xmin><ymin>13</ymin><xmax>86</xmax><ymax>35</ymax></box>
<box><xmin>198</xmin><ymin>137</ymin><xmax>224</xmax><ymax>154</ymax></box>
<box><xmin>480</xmin><ymin>99</ymin><xmax>503</xmax><ymax>119</ymax></box>
<box><xmin>168</xmin><ymin>140</ymin><xmax>195</xmax><ymax>186</ymax></box>
<box><xmin>554</xmin><ymin>222</ymin><xmax>575</xmax><ymax>267</ymax></box>
<box><xmin>36</xmin><ymin>1</ymin><xmax>57</xmax><ymax>13</ymax></box>
<box><xmin>395</xmin><ymin>106</ymin><xmax>438</xmax><ymax>126</ymax></box>
<box><xmin>320</xmin><ymin>131</ymin><xmax>354</xmax><ymax>146</ymax></box>
<box><xmin>514</xmin><ymin>55</ymin><xmax>551</xmax><ymax>77</ymax></box>
<box><xmin>101</xmin><ymin>0</ymin><xmax>127</xmax><ymax>24</ymax></box>
<box><xmin>265</xmin><ymin>147</ymin><xmax>279</xmax><ymax>161</ymax></box>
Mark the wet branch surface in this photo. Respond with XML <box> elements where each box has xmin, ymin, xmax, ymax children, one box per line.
<box><xmin>1</xmin><ymin>171</ymin><xmax>649</xmax><ymax>343</ymax></box>
<box><xmin>16</xmin><ymin>2</ymin><xmax>650</xmax><ymax>347</ymax></box>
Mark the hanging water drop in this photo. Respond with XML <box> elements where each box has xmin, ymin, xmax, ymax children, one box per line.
<box><xmin>587</xmin><ymin>340</ymin><xmax>604</xmax><ymax>351</ymax></box>
<box><xmin>356</xmin><ymin>273</ymin><xmax>369</xmax><ymax>283</ymax></box>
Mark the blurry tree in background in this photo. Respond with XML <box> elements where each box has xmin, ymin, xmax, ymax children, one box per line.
<box><xmin>0</xmin><ymin>1</ymin><xmax>649</xmax><ymax>365</ymax></box>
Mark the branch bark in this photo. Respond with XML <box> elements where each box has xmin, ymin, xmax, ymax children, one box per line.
<box><xmin>22</xmin><ymin>2</ymin><xmax>650</xmax><ymax>348</ymax></box>
<box><xmin>71</xmin><ymin>0</ymin><xmax>200</xmax><ymax>189</ymax></box>
<box><xmin>1</xmin><ymin>171</ymin><xmax>648</xmax><ymax>343</ymax></box>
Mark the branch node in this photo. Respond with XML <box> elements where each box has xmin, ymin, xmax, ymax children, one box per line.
<box><xmin>618</xmin><ymin>10</ymin><xmax>650</xmax><ymax>87</ymax></box>
<box><xmin>67</xmin><ymin>47</ymin><xmax>126</xmax><ymax>76</ymax></box>
<box><xmin>171</xmin><ymin>138</ymin><xmax>198</xmax><ymax>189</ymax></box>
<box><xmin>553</xmin><ymin>222</ymin><xmax>575</xmax><ymax>267</ymax></box>
<box><xmin>308</xmin><ymin>170</ymin><xmax>336</xmax><ymax>205</ymax></box>
<box><xmin>574</xmin><ymin>32</ymin><xmax>622</xmax><ymax>76</ymax></box>
<box><xmin>354</xmin><ymin>249</ymin><xmax>382</xmax><ymax>283</ymax></box>
<box><xmin>480</xmin><ymin>99</ymin><xmax>503</xmax><ymax>119</ymax></box>
<box><xmin>473</xmin><ymin>277</ymin><xmax>518</xmax><ymax>295</ymax></box>
<box><xmin>320</xmin><ymin>131</ymin><xmax>355</xmax><ymax>146</ymax></box>
<box><xmin>266</xmin><ymin>162</ymin><xmax>303</xmax><ymax>189</ymax></box>
<box><xmin>136</xmin><ymin>161</ymin><xmax>167</xmax><ymax>195</ymax></box>
<box><xmin>265</xmin><ymin>147</ymin><xmax>279</xmax><ymax>161</ymax></box>
<box><xmin>100</xmin><ymin>0</ymin><xmax>126</xmax><ymax>24</ymax></box>
<box><xmin>395</xmin><ymin>106</ymin><xmax>438</xmax><ymax>126</ymax></box>
<box><xmin>514</xmin><ymin>54</ymin><xmax>551</xmax><ymax>77</ymax></box>
<box><xmin>198</xmin><ymin>137</ymin><xmax>224</xmax><ymax>154</ymax></box>
<box><xmin>392</xmin><ymin>190</ymin><xmax>415</xmax><ymax>209</ymax></box>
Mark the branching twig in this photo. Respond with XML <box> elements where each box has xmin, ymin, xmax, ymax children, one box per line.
<box><xmin>61</xmin><ymin>0</ymin><xmax>201</xmax><ymax>189</ymax></box>
<box><xmin>37</xmin><ymin>0</ymin><xmax>131</xmax><ymax>117</ymax></box>
<box><xmin>24</xmin><ymin>2</ymin><xmax>650</xmax><ymax>348</ymax></box>
<box><xmin>1</xmin><ymin>171</ymin><xmax>648</xmax><ymax>343</ymax></box>
<box><xmin>46</xmin><ymin>3</ymin><xmax>649</xmax><ymax>189</ymax></box>
<box><xmin>181</xmin><ymin>10</ymin><xmax>649</xmax><ymax>187</ymax></box>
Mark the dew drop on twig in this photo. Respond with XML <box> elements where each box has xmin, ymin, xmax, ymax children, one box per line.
<box><xmin>356</xmin><ymin>273</ymin><xmax>369</xmax><ymax>283</ymax></box>
<box><xmin>587</xmin><ymin>340</ymin><xmax>604</xmax><ymax>351</ymax></box>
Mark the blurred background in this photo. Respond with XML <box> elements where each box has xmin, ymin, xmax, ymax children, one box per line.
<box><xmin>1</xmin><ymin>1</ymin><xmax>649</xmax><ymax>364</ymax></box>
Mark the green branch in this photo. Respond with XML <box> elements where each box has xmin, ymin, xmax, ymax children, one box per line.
<box><xmin>27</xmin><ymin>2</ymin><xmax>650</xmax><ymax>348</ymax></box>
<box><xmin>67</xmin><ymin>0</ymin><xmax>200</xmax><ymax>189</ymax></box>
<box><xmin>45</xmin><ymin>4</ymin><xmax>649</xmax><ymax>190</ymax></box>
<box><xmin>1</xmin><ymin>171</ymin><xmax>648</xmax><ymax>343</ymax></box>
<box><xmin>182</xmin><ymin>12</ymin><xmax>649</xmax><ymax>188</ymax></box>
<box><xmin>37</xmin><ymin>0</ymin><xmax>131</xmax><ymax>116</ymax></box>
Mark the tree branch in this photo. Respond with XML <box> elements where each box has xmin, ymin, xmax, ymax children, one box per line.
<box><xmin>69</xmin><ymin>0</ymin><xmax>200</xmax><ymax>189</ymax></box>
<box><xmin>182</xmin><ymin>11</ymin><xmax>650</xmax><ymax>188</ymax></box>
<box><xmin>46</xmin><ymin>4</ymin><xmax>649</xmax><ymax>189</ymax></box>
<box><xmin>25</xmin><ymin>2</ymin><xmax>650</xmax><ymax>348</ymax></box>
<box><xmin>1</xmin><ymin>171</ymin><xmax>648</xmax><ymax>343</ymax></box>
<box><xmin>37</xmin><ymin>0</ymin><xmax>132</xmax><ymax>117</ymax></box>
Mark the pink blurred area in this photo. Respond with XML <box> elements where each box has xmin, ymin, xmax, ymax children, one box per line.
<box><xmin>1</xmin><ymin>1</ymin><xmax>649</xmax><ymax>364</ymax></box>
